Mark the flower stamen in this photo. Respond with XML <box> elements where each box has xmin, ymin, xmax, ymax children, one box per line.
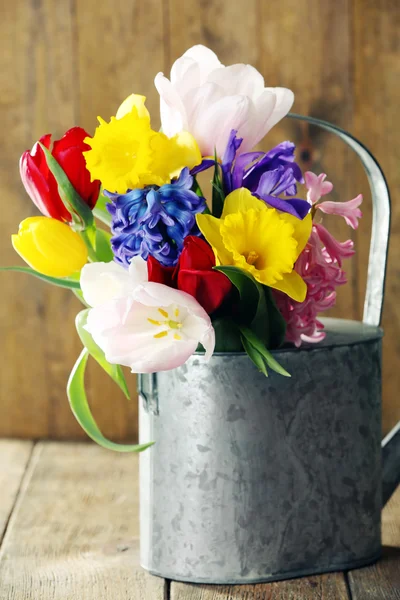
<box><xmin>158</xmin><ymin>308</ymin><xmax>169</xmax><ymax>318</ymax></box>
<box><xmin>154</xmin><ymin>330</ymin><xmax>168</xmax><ymax>339</ymax></box>
<box><xmin>246</xmin><ymin>250</ymin><xmax>259</xmax><ymax>266</ymax></box>
<box><xmin>148</xmin><ymin>318</ymin><xmax>162</xmax><ymax>326</ymax></box>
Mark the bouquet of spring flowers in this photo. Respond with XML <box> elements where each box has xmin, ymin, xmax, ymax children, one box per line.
<box><xmin>6</xmin><ymin>46</ymin><xmax>362</xmax><ymax>449</ymax></box>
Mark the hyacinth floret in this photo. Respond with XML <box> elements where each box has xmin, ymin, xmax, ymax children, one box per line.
<box><xmin>106</xmin><ymin>168</ymin><xmax>206</xmax><ymax>267</ymax></box>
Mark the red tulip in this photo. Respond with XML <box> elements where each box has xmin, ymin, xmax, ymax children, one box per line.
<box><xmin>148</xmin><ymin>236</ymin><xmax>232</xmax><ymax>314</ymax></box>
<box><xmin>20</xmin><ymin>127</ymin><xmax>100</xmax><ymax>222</ymax></box>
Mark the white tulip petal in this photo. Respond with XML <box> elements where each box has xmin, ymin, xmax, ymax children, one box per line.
<box><xmin>84</xmin><ymin>282</ymin><xmax>215</xmax><ymax>373</ymax></box>
<box><xmin>201</xmin><ymin>327</ymin><xmax>216</xmax><ymax>360</ymax></box>
<box><xmin>206</xmin><ymin>64</ymin><xmax>265</xmax><ymax>98</ymax></box>
<box><xmin>155</xmin><ymin>73</ymin><xmax>187</xmax><ymax>136</ymax></box>
<box><xmin>182</xmin><ymin>82</ymin><xmax>224</xmax><ymax>130</ymax></box>
<box><xmin>154</xmin><ymin>45</ymin><xmax>295</xmax><ymax>154</ymax></box>
<box><xmin>171</xmin><ymin>57</ymin><xmax>201</xmax><ymax>96</ymax></box>
<box><xmin>128</xmin><ymin>255</ymin><xmax>149</xmax><ymax>286</ymax></box>
<box><xmin>80</xmin><ymin>257</ymin><xmax>148</xmax><ymax>308</ymax></box>
<box><xmin>80</xmin><ymin>262</ymin><xmax>130</xmax><ymax>308</ymax></box>
<box><xmin>238</xmin><ymin>90</ymin><xmax>277</xmax><ymax>152</ymax></box>
<box><xmin>193</xmin><ymin>95</ymin><xmax>251</xmax><ymax>157</ymax></box>
<box><xmin>264</xmin><ymin>87</ymin><xmax>294</xmax><ymax>130</ymax></box>
<box><xmin>180</xmin><ymin>45</ymin><xmax>222</xmax><ymax>82</ymax></box>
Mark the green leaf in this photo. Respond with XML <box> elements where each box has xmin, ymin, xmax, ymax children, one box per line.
<box><xmin>211</xmin><ymin>151</ymin><xmax>225</xmax><ymax>218</ymax></box>
<box><xmin>67</xmin><ymin>349</ymin><xmax>153</xmax><ymax>453</ymax></box>
<box><xmin>75</xmin><ymin>309</ymin><xmax>130</xmax><ymax>400</ymax></box>
<box><xmin>240</xmin><ymin>334</ymin><xmax>268</xmax><ymax>376</ymax></box>
<box><xmin>39</xmin><ymin>143</ymin><xmax>95</xmax><ymax>232</ymax></box>
<box><xmin>214</xmin><ymin>266</ymin><xmax>261</xmax><ymax>324</ymax></box>
<box><xmin>213</xmin><ymin>318</ymin><xmax>243</xmax><ymax>352</ymax></box>
<box><xmin>264</xmin><ymin>287</ymin><xmax>287</xmax><ymax>349</ymax></box>
<box><xmin>93</xmin><ymin>191</ymin><xmax>112</xmax><ymax>227</ymax></box>
<box><xmin>0</xmin><ymin>266</ymin><xmax>81</xmax><ymax>289</ymax></box>
<box><xmin>214</xmin><ymin>267</ymin><xmax>286</xmax><ymax>350</ymax></box>
<box><xmin>239</xmin><ymin>326</ymin><xmax>291</xmax><ymax>377</ymax></box>
<box><xmin>192</xmin><ymin>176</ymin><xmax>211</xmax><ymax>215</ymax></box>
<box><xmin>95</xmin><ymin>228</ymin><xmax>114</xmax><ymax>263</ymax></box>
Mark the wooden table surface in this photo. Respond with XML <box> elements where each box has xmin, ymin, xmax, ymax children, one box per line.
<box><xmin>0</xmin><ymin>440</ymin><xmax>399</xmax><ymax>599</ymax></box>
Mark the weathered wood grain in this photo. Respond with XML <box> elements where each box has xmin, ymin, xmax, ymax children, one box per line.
<box><xmin>0</xmin><ymin>440</ymin><xmax>33</xmax><ymax>543</ymax></box>
<box><xmin>0</xmin><ymin>442</ymin><xmax>164</xmax><ymax>600</ymax></box>
<box><xmin>1</xmin><ymin>0</ymin><xmax>400</xmax><ymax>439</ymax></box>
<box><xmin>259</xmin><ymin>0</ymin><xmax>358</xmax><ymax>322</ymax></box>
<box><xmin>347</xmin><ymin>485</ymin><xmax>400</xmax><ymax>599</ymax></box>
<box><xmin>353</xmin><ymin>0</ymin><xmax>400</xmax><ymax>435</ymax></box>
<box><xmin>0</xmin><ymin>0</ymin><xmax>141</xmax><ymax>442</ymax></box>
<box><xmin>171</xmin><ymin>572</ymin><xmax>349</xmax><ymax>599</ymax></box>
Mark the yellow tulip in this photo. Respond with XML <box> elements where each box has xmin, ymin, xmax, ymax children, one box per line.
<box><xmin>196</xmin><ymin>188</ymin><xmax>312</xmax><ymax>302</ymax></box>
<box><xmin>12</xmin><ymin>217</ymin><xmax>88</xmax><ymax>278</ymax></box>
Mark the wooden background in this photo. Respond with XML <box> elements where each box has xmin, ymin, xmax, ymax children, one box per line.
<box><xmin>1</xmin><ymin>0</ymin><xmax>399</xmax><ymax>441</ymax></box>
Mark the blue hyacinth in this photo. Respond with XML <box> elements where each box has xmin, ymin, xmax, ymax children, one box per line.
<box><xmin>105</xmin><ymin>168</ymin><xmax>206</xmax><ymax>267</ymax></box>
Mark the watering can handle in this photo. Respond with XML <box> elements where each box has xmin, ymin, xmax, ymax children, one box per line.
<box><xmin>288</xmin><ymin>115</ymin><xmax>399</xmax><ymax>505</ymax></box>
<box><xmin>288</xmin><ymin>113</ymin><xmax>391</xmax><ymax>328</ymax></box>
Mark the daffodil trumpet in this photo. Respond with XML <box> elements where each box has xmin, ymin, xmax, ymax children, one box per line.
<box><xmin>197</xmin><ymin>188</ymin><xmax>312</xmax><ymax>303</ymax></box>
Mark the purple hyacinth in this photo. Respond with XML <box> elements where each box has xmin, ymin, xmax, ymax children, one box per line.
<box><xmin>221</xmin><ymin>130</ymin><xmax>310</xmax><ymax>220</ymax></box>
<box><xmin>105</xmin><ymin>168</ymin><xmax>206</xmax><ymax>267</ymax></box>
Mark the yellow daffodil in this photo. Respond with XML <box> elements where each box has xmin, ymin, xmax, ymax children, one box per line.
<box><xmin>83</xmin><ymin>94</ymin><xmax>202</xmax><ymax>194</ymax></box>
<box><xmin>12</xmin><ymin>217</ymin><xmax>88</xmax><ymax>277</ymax></box>
<box><xmin>196</xmin><ymin>188</ymin><xmax>312</xmax><ymax>302</ymax></box>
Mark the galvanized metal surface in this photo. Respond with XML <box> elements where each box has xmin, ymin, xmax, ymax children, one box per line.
<box><xmin>138</xmin><ymin>115</ymin><xmax>398</xmax><ymax>584</ymax></box>
<box><xmin>139</xmin><ymin>319</ymin><xmax>383</xmax><ymax>583</ymax></box>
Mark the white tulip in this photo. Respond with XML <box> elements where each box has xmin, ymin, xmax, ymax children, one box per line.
<box><xmin>155</xmin><ymin>45</ymin><xmax>294</xmax><ymax>157</ymax></box>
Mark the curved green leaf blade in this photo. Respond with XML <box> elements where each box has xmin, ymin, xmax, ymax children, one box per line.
<box><xmin>211</xmin><ymin>151</ymin><xmax>225</xmax><ymax>217</ymax></box>
<box><xmin>214</xmin><ymin>265</ymin><xmax>261</xmax><ymax>324</ymax></box>
<box><xmin>240</xmin><ymin>325</ymin><xmax>291</xmax><ymax>377</ymax></box>
<box><xmin>39</xmin><ymin>142</ymin><xmax>95</xmax><ymax>232</ymax></box>
<box><xmin>75</xmin><ymin>309</ymin><xmax>130</xmax><ymax>400</ymax></box>
<box><xmin>240</xmin><ymin>334</ymin><xmax>268</xmax><ymax>376</ymax></box>
<box><xmin>67</xmin><ymin>349</ymin><xmax>153</xmax><ymax>452</ymax></box>
<box><xmin>0</xmin><ymin>266</ymin><xmax>81</xmax><ymax>289</ymax></box>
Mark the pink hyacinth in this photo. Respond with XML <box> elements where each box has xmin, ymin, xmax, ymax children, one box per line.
<box><xmin>305</xmin><ymin>171</ymin><xmax>333</xmax><ymax>204</ymax></box>
<box><xmin>305</xmin><ymin>170</ymin><xmax>363</xmax><ymax>229</ymax></box>
<box><xmin>317</xmin><ymin>194</ymin><xmax>363</xmax><ymax>229</ymax></box>
<box><xmin>273</xmin><ymin>225</ymin><xmax>354</xmax><ymax>347</ymax></box>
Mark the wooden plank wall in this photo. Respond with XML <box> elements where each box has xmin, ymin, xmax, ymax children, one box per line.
<box><xmin>1</xmin><ymin>0</ymin><xmax>399</xmax><ymax>440</ymax></box>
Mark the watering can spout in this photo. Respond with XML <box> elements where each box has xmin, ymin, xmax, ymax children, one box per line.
<box><xmin>382</xmin><ymin>421</ymin><xmax>400</xmax><ymax>506</ymax></box>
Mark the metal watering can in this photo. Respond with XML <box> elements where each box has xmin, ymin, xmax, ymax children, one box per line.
<box><xmin>138</xmin><ymin>115</ymin><xmax>400</xmax><ymax>584</ymax></box>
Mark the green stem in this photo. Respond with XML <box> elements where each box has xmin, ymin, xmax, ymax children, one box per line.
<box><xmin>80</xmin><ymin>229</ymin><xmax>98</xmax><ymax>262</ymax></box>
